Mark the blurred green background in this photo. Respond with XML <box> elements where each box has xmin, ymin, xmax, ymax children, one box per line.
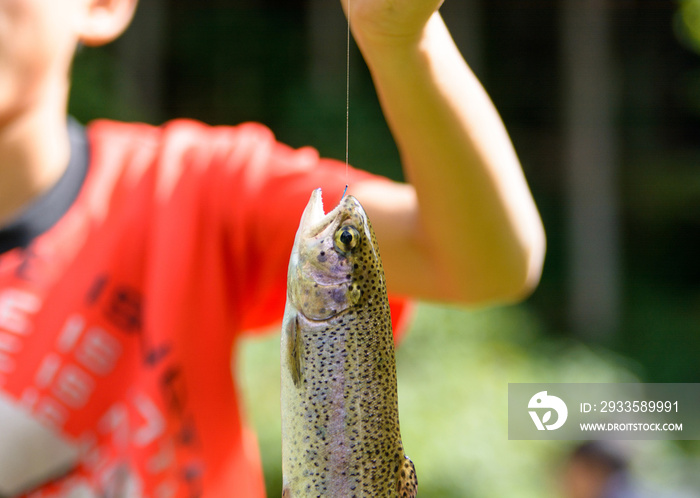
<box><xmin>68</xmin><ymin>0</ymin><xmax>700</xmax><ymax>496</ymax></box>
<box><xmin>241</xmin><ymin>304</ymin><xmax>700</xmax><ymax>497</ymax></box>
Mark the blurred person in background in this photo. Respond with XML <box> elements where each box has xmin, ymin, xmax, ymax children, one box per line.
<box><xmin>561</xmin><ymin>441</ymin><xmax>636</xmax><ymax>498</ymax></box>
<box><xmin>0</xmin><ymin>0</ymin><xmax>544</xmax><ymax>496</ymax></box>
<box><xmin>561</xmin><ymin>441</ymin><xmax>697</xmax><ymax>498</ymax></box>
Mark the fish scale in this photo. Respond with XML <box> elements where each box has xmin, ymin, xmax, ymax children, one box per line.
<box><xmin>281</xmin><ymin>189</ymin><xmax>417</xmax><ymax>497</ymax></box>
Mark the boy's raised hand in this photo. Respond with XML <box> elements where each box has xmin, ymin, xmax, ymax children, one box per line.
<box><xmin>340</xmin><ymin>0</ymin><xmax>444</xmax><ymax>48</ymax></box>
<box><xmin>332</xmin><ymin>0</ymin><xmax>546</xmax><ymax>305</ymax></box>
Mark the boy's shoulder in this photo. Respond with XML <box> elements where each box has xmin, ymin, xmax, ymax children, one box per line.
<box><xmin>85</xmin><ymin>118</ymin><xmax>321</xmax><ymax>175</ymax></box>
<box><xmin>80</xmin><ymin>118</ymin><xmax>328</xmax><ymax>217</ymax></box>
<box><xmin>86</xmin><ymin>118</ymin><xmax>277</xmax><ymax>152</ymax></box>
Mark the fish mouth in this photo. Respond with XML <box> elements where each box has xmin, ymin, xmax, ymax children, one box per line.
<box><xmin>299</xmin><ymin>188</ymin><xmax>348</xmax><ymax>236</ymax></box>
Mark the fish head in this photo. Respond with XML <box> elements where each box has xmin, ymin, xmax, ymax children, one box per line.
<box><xmin>288</xmin><ymin>188</ymin><xmax>382</xmax><ymax>321</ymax></box>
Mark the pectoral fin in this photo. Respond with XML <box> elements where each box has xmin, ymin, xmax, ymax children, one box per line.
<box><xmin>396</xmin><ymin>455</ymin><xmax>418</xmax><ymax>498</ymax></box>
<box><xmin>284</xmin><ymin>314</ymin><xmax>304</xmax><ymax>388</ymax></box>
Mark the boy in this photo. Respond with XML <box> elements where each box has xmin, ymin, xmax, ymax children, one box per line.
<box><xmin>0</xmin><ymin>0</ymin><xmax>545</xmax><ymax>496</ymax></box>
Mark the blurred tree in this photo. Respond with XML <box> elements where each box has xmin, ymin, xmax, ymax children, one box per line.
<box><xmin>561</xmin><ymin>0</ymin><xmax>621</xmax><ymax>341</ymax></box>
<box><xmin>115</xmin><ymin>0</ymin><xmax>168</xmax><ymax>123</ymax></box>
<box><xmin>677</xmin><ymin>0</ymin><xmax>700</xmax><ymax>53</ymax></box>
<box><xmin>308</xmin><ymin>0</ymin><xmax>347</xmax><ymax>102</ymax></box>
<box><xmin>441</xmin><ymin>0</ymin><xmax>483</xmax><ymax>78</ymax></box>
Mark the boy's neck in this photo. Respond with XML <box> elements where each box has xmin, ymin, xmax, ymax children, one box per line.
<box><xmin>0</xmin><ymin>100</ymin><xmax>71</xmax><ymax>227</ymax></box>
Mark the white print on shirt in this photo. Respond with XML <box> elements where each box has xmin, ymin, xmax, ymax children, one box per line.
<box><xmin>98</xmin><ymin>403</ymin><xmax>130</xmax><ymax>450</ymax></box>
<box><xmin>53</xmin><ymin>364</ymin><xmax>96</xmax><ymax>409</ymax></box>
<box><xmin>147</xmin><ymin>439</ymin><xmax>175</xmax><ymax>474</ymax></box>
<box><xmin>96</xmin><ymin>392</ymin><xmax>166</xmax><ymax>451</ymax></box>
<box><xmin>23</xmin><ymin>313</ymin><xmax>124</xmax><ymax>427</ymax></box>
<box><xmin>132</xmin><ymin>391</ymin><xmax>166</xmax><ymax>447</ymax></box>
<box><xmin>76</xmin><ymin>394</ymin><xmax>170</xmax><ymax>495</ymax></box>
<box><xmin>0</xmin><ymin>288</ymin><xmax>42</xmax><ymax>378</ymax></box>
<box><xmin>0</xmin><ymin>288</ymin><xmax>41</xmax><ymax>335</ymax></box>
<box><xmin>34</xmin><ymin>354</ymin><xmax>95</xmax><ymax>410</ymax></box>
<box><xmin>58</xmin><ymin>314</ymin><xmax>123</xmax><ymax>376</ymax></box>
<box><xmin>75</xmin><ymin>327</ymin><xmax>122</xmax><ymax>376</ymax></box>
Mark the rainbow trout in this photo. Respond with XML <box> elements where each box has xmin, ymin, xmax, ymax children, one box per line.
<box><xmin>281</xmin><ymin>189</ymin><xmax>417</xmax><ymax>497</ymax></box>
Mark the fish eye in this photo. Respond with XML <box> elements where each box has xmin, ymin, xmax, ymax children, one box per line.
<box><xmin>334</xmin><ymin>226</ymin><xmax>360</xmax><ymax>253</ymax></box>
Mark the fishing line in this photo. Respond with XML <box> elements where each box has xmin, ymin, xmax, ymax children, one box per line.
<box><xmin>342</xmin><ymin>0</ymin><xmax>350</xmax><ymax>199</ymax></box>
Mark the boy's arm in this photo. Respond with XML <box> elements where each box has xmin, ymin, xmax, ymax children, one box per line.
<box><xmin>345</xmin><ymin>4</ymin><xmax>546</xmax><ymax>305</ymax></box>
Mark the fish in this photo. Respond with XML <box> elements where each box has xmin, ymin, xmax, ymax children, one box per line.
<box><xmin>280</xmin><ymin>188</ymin><xmax>417</xmax><ymax>498</ymax></box>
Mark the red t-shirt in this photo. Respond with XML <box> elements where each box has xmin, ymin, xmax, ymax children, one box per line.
<box><xmin>0</xmin><ymin>119</ymin><xmax>408</xmax><ymax>497</ymax></box>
